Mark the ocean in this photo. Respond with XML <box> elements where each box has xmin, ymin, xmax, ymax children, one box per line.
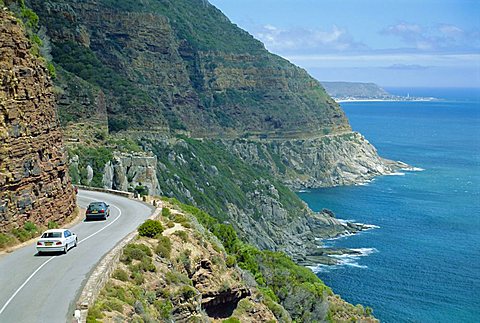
<box><xmin>298</xmin><ymin>88</ymin><xmax>480</xmax><ymax>322</ymax></box>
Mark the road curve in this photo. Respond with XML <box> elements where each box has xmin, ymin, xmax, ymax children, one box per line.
<box><xmin>0</xmin><ymin>190</ymin><xmax>154</xmax><ymax>323</ymax></box>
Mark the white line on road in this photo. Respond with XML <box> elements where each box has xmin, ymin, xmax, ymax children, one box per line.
<box><xmin>0</xmin><ymin>205</ymin><xmax>122</xmax><ymax>316</ymax></box>
<box><xmin>78</xmin><ymin>205</ymin><xmax>122</xmax><ymax>245</ymax></box>
<box><xmin>0</xmin><ymin>257</ymin><xmax>54</xmax><ymax>316</ymax></box>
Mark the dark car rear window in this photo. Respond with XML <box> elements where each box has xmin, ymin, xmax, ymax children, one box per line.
<box><xmin>42</xmin><ymin>232</ymin><xmax>62</xmax><ymax>238</ymax></box>
<box><xmin>88</xmin><ymin>203</ymin><xmax>105</xmax><ymax>211</ymax></box>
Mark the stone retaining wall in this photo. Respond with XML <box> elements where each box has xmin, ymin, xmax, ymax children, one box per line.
<box><xmin>76</xmin><ymin>185</ymin><xmax>134</xmax><ymax>199</ymax></box>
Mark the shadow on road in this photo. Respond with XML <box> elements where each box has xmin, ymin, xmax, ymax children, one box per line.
<box><xmin>83</xmin><ymin>218</ymin><xmax>108</xmax><ymax>223</ymax></box>
<box><xmin>34</xmin><ymin>252</ymin><xmax>62</xmax><ymax>257</ymax></box>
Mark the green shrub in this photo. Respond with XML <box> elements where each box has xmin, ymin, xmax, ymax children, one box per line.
<box><xmin>155</xmin><ymin>236</ymin><xmax>172</xmax><ymax>259</ymax></box>
<box><xmin>140</xmin><ymin>257</ymin><xmax>156</xmax><ymax>272</ymax></box>
<box><xmin>121</xmin><ymin>243</ymin><xmax>152</xmax><ymax>264</ymax></box>
<box><xmin>23</xmin><ymin>221</ymin><xmax>37</xmax><ymax>233</ymax></box>
<box><xmin>166</xmin><ymin>221</ymin><xmax>175</xmax><ymax>228</ymax></box>
<box><xmin>12</xmin><ymin>228</ymin><xmax>31</xmax><ymax>242</ymax></box>
<box><xmin>21</xmin><ymin>6</ymin><xmax>39</xmax><ymax>29</ymax></box>
<box><xmin>104</xmin><ymin>298</ymin><xmax>124</xmax><ymax>312</ymax></box>
<box><xmin>161</xmin><ymin>207</ymin><xmax>171</xmax><ymax>218</ymax></box>
<box><xmin>47</xmin><ymin>221</ymin><xmax>58</xmax><ymax>229</ymax></box>
<box><xmin>86</xmin><ymin>302</ymin><xmax>104</xmax><ymax>323</ymax></box>
<box><xmin>103</xmin><ymin>284</ymin><xmax>132</xmax><ymax>304</ymax></box>
<box><xmin>165</xmin><ymin>271</ymin><xmax>191</xmax><ymax>285</ymax></box>
<box><xmin>178</xmin><ymin>285</ymin><xmax>196</xmax><ymax>300</ymax></box>
<box><xmin>138</xmin><ymin>220</ymin><xmax>164</xmax><ymax>238</ymax></box>
<box><xmin>173</xmin><ymin>230</ymin><xmax>189</xmax><ymax>242</ymax></box>
<box><xmin>132</xmin><ymin>271</ymin><xmax>144</xmax><ymax>285</ymax></box>
<box><xmin>154</xmin><ymin>299</ymin><xmax>173</xmax><ymax>319</ymax></box>
<box><xmin>223</xmin><ymin>317</ymin><xmax>241</xmax><ymax>323</ymax></box>
<box><xmin>0</xmin><ymin>233</ymin><xmax>15</xmax><ymax>249</ymax></box>
<box><xmin>155</xmin><ymin>287</ymin><xmax>171</xmax><ymax>299</ymax></box>
<box><xmin>212</xmin><ymin>223</ymin><xmax>239</xmax><ymax>254</ymax></box>
<box><xmin>112</xmin><ymin>269</ymin><xmax>129</xmax><ymax>282</ymax></box>
<box><xmin>171</xmin><ymin>213</ymin><xmax>190</xmax><ymax>227</ymax></box>
<box><xmin>225</xmin><ymin>255</ymin><xmax>236</xmax><ymax>268</ymax></box>
<box><xmin>145</xmin><ymin>291</ymin><xmax>156</xmax><ymax>304</ymax></box>
<box><xmin>47</xmin><ymin>62</ymin><xmax>56</xmax><ymax>79</ymax></box>
<box><xmin>177</xmin><ymin>250</ymin><xmax>192</xmax><ymax>274</ymax></box>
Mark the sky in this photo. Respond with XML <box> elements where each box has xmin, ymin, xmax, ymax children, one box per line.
<box><xmin>209</xmin><ymin>0</ymin><xmax>480</xmax><ymax>88</ymax></box>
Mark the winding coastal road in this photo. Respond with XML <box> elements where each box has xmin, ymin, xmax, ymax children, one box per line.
<box><xmin>0</xmin><ymin>190</ymin><xmax>154</xmax><ymax>323</ymax></box>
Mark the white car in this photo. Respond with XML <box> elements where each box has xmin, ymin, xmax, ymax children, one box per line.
<box><xmin>36</xmin><ymin>229</ymin><xmax>78</xmax><ymax>254</ymax></box>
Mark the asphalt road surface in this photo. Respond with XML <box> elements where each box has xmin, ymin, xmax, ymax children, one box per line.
<box><xmin>0</xmin><ymin>190</ymin><xmax>154</xmax><ymax>323</ymax></box>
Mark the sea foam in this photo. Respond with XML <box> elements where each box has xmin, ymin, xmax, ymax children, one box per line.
<box><xmin>309</xmin><ymin>248</ymin><xmax>378</xmax><ymax>273</ymax></box>
<box><xmin>402</xmin><ymin>167</ymin><xmax>425</xmax><ymax>172</ymax></box>
<box><xmin>386</xmin><ymin>172</ymin><xmax>406</xmax><ymax>176</ymax></box>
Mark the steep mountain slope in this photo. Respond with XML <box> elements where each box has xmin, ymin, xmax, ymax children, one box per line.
<box><xmin>29</xmin><ymin>0</ymin><xmax>349</xmax><ymax>138</ymax></box>
<box><xmin>0</xmin><ymin>9</ymin><xmax>76</xmax><ymax>237</ymax></box>
<box><xmin>26</xmin><ymin>0</ymin><xmax>402</xmax><ymax>257</ymax></box>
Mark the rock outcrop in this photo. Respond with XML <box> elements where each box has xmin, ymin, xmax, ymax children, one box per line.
<box><xmin>0</xmin><ymin>10</ymin><xmax>76</xmax><ymax>232</ymax></box>
<box><xmin>147</xmin><ymin>137</ymin><xmax>369</xmax><ymax>261</ymax></box>
<box><xmin>102</xmin><ymin>152</ymin><xmax>160</xmax><ymax>195</ymax></box>
<box><xmin>224</xmin><ymin>131</ymin><xmax>406</xmax><ymax>190</ymax></box>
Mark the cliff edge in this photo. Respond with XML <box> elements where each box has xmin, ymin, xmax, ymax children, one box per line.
<box><xmin>0</xmin><ymin>9</ymin><xmax>76</xmax><ymax>233</ymax></box>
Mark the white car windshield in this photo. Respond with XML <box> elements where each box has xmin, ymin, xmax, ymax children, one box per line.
<box><xmin>42</xmin><ymin>232</ymin><xmax>62</xmax><ymax>238</ymax></box>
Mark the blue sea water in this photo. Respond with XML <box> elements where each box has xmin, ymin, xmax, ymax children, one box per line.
<box><xmin>298</xmin><ymin>88</ymin><xmax>480</xmax><ymax>322</ymax></box>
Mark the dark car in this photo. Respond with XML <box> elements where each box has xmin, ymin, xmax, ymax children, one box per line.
<box><xmin>86</xmin><ymin>202</ymin><xmax>110</xmax><ymax>220</ymax></box>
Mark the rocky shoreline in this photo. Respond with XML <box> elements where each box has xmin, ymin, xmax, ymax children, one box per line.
<box><xmin>300</xmin><ymin>220</ymin><xmax>378</xmax><ymax>266</ymax></box>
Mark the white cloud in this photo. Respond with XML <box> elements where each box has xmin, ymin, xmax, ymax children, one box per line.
<box><xmin>386</xmin><ymin>23</ymin><xmax>422</xmax><ymax>34</ymax></box>
<box><xmin>253</xmin><ymin>24</ymin><xmax>366</xmax><ymax>53</ymax></box>
<box><xmin>284</xmin><ymin>53</ymin><xmax>480</xmax><ymax>69</ymax></box>
<box><xmin>385</xmin><ymin>64</ymin><xmax>430</xmax><ymax>70</ymax></box>
<box><xmin>382</xmin><ymin>22</ymin><xmax>480</xmax><ymax>51</ymax></box>
<box><xmin>439</xmin><ymin>24</ymin><xmax>464</xmax><ymax>37</ymax></box>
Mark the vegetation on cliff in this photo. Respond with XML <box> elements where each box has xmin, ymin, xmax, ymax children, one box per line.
<box><xmin>90</xmin><ymin>201</ymin><xmax>376</xmax><ymax>322</ymax></box>
<box><xmin>29</xmin><ymin>0</ymin><xmax>349</xmax><ymax>137</ymax></box>
<box><xmin>3</xmin><ymin>0</ymin><xmax>56</xmax><ymax>77</ymax></box>
<box><xmin>147</xmin><ymin>136</ymin><xmax>304</xmax><ymax>220</ymax></box>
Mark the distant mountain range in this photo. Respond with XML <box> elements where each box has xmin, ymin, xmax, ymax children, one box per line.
<box><xmin>322</xmin><ymin>81</ymin><xmax>435</xmax><ymax>102</ymax></box>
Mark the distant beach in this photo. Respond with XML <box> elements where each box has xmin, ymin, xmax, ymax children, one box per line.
<box><xmin>335</xmin><ymin>97</ymin><xmax>437</xmax><ymax>103</ymax></box>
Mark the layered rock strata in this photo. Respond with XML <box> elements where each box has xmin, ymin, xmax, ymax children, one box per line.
<box><xmin>224</xmin><ymin>132</ymin><xmax>406</xmax><ymax>190</ymax></box>
<box><xmin>0</xmin><ymin>11</ymin><xmax>76</xmax><ymax>232</ymax></box>
<box><xmin>102</xmin><ymin>152</ymin><xmax>160</xmax><ymax>195</ymax></box>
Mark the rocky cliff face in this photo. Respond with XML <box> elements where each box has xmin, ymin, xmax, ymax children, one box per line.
<box><xmin>144</xmin><ymin>137</ymin><xmax>368</xmax><ymax>261</ymax></box>
<box><xmin>224</xmin><ymin>132</ymin><xmax>406</xmax><ymax>190</ymax></box>
<box><xmin>0</xmin><ymin>11</ymin><xmax>76</xmax><ymax>232</ymax></box>
<box><xmin>29</xmin><ymin>0</ymin><xmax>350</xmax><ymax>138</ymax></box>
<box><xmin>102</xmin><ymin>152</ymin><xmax>160</xmax><ymax>196</ymax></box>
